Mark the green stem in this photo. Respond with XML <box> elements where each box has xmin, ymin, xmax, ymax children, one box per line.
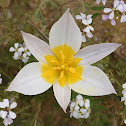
<box><xmin>16</xmin><ymin>105</ymin><xmax>32</xmax><ymax>114</ymax></box>
<box><xmin>31</xmin><ymin>103</ymin><xmax>41</xmax><ymax>125</ymax></box>
<box><xmin>2</xmin><ymin>0</ymin><xmax>15</xmax><ymax>39</ymax></box>
<box><xmin>0</xmin><ymin>70</ymin><xmax>12</xmax><ymax>81</ymax></box>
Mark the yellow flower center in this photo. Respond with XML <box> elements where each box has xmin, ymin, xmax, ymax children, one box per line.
<box><xmin>87</xmin><ymin>24</ymin><xmax>90</xmax><ymax>27</ymax></box>
<box><xmin>112</xmin><ymin>8</ymin><xmax>116</xmax><ymax>11</ymax></box>
<box><xmin>41</xmin><ymin>44</ymin><xmax>83</xmax><ymax>87</ymax></box>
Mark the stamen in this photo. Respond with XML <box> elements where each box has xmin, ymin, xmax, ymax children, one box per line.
<box><xmin>50</xmin><ymin>60</ymin><xmax>59</xmax><ymax>64</ymax></box>
<box><xmin>68</xmin><ymin>55</ymin><xmax>74</xmax><ymax>64</ymax></box>
<box><xmin>59</xmin><ymin>71</ymin><xmax>64</xmax><ymax>80</ymax></box>
<box><xmin>69</xmin><ymin>67</ymin><xmax>75</xmax><ymax>73</ymax></box>
<box><xmin>60</xmin><ymin>50</ymin><xmax>65</xmax><ymax>61</ymax></box>
<box><xmin>52</xmin><ymin>67</ymin><xmax>61</xmax><ymax>70</ymax></box>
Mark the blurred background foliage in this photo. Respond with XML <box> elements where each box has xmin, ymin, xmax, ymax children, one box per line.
<box><xmin>0</xmin><ymin>0</ymin><xmax>126</xmax><ymax>125</ymax></box>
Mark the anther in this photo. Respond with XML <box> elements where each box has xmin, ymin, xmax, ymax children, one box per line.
<box><xmin>69</xmin><ymin>67</ymin><xmax>75</xmax><ymax>73</ymax></box>
<box><xmin>59</xmin><ymin>71</ymin><xmax>64</xmax><ymax>80</ymax></box>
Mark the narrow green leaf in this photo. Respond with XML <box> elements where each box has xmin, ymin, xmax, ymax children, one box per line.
<box><xmin>27</xmin><ymin>20</ymin><xmax>49</xmax><ymax>43</ymax></box>
<box><xmin>91</xmin><ymin>6</ymin><xmax>104</xmax><ymax>11</ymax></box>
<box><xmin>92</xmin><ymin>13</ymin><xmax>100</xmax><ymax>18</ymax></box>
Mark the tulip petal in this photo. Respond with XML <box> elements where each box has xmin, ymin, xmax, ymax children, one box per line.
<box><xmin>53</xmin><ymin>82</ymin><xmax>71</xmax><ymax>113</ymax></box>
<box><xmin>69</xmin><ymin>65</ymin><xmax>116</xmax><ymax>96</ymax></box>
<box><xmin>21</xmin><ymin>31</ymin><xmax>54</xmax><ymax>63</ymax></box>
<box><xmin>6</xmin><ymin>62</ymin><xmax>52</xmax><ymax>95</ymax></box>
<box><xmin>74</xmin><ymin>43</ymin><xmax>121</xmax><ymax>65</ymax></box>
<box><xmin>49</xmin><ymin>9</ymin><xmax>82</xmax><ymax>53</ymax></box>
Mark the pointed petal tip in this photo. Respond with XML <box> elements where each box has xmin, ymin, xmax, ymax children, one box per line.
<box><xmin>66</xmin><ymin>8</ymin><xmax>70</xmax><ymax>12</ymax></box>
<box><xmin>115</xmin><ymin>43</ymin><xmax>121</xmax><ymax>47</ymax></box>
<box><xmin>5</xmin><ymin>87</ymin><xmax>11</xmax><ymax>92</ymax></box>
<box><xmin>21</xmin><ymin>30</ymin><xmax>24</xmax><ymax>34</ymax></box>
<box><xmin>113</xmin><ymin>90</ymin><xmax>117</xmax><ymax>95</ymax></box>
<box><xmin>63</xmin><ymin>108</ymin><xmax>67</xmax><ymax>113</ymax></box>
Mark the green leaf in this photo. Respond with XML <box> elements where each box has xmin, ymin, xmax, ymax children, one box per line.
<box><xmin>91</xmin><ymin>6</ymin><xmax>104</xmax><ymax>11</ymax></box>
<box><xmin>27</xmin><ymin>20</ymin><xmax>49</xmax><ymax>43</ymax></box>
<box><xmin>92</xmin><ymin>13</ymin><xmax>100</xmax><ymax>18</ymax></box>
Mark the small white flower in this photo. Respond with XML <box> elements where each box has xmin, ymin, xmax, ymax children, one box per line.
<box><xmin>96</xmin><ymin>0</ymin><xmax>107</xmax><ymax>5</ymax></box>
<box><xmin>70</xmin><ymin>94</ymin><xmax>91</xmax><ymax>119</ymax></box>
<box><xmin>9</xmin><ymin>43</ymin><xmax>21</xmax><ymax>60</ymax></box>
<box><xmin>3</xmin><ymin>115</ymin><xmax>13</xmax><ymax>126</ymax></box>
<box><xmin>9</xmin><ymin>43</ymin><xmax>19</xmax><ymax>52</ymax></box>
<box><xmin>124</xmin><ymin>119</ymin><xmax>126</xmax><ymax>124</ymax></box>
<box><xmin>82</xmin><ymin>31</ymin><xmax>93</xmax><ymax>42</ymax></box>
<box><xmin>0</xmin><ymin>74</ymin><xmax>2</xmax><ymax>84</ymax></box>
<box><xmin>116</xmin><ymin>0</ymin><xmax>125</xmax><ymax>13</ymax></box>
<box><xmin>82</xmin><ymin>18</ymin><xmax>94</xmax><ymax>33</ymax></box>
<box><xmin>111</xmin><ymin>19</ymin><xmax>116</xmax><ymax>26</ymax></box>
<box><xmin>104</xmin><ymin>0</ymin><xmax>120</xmax><ymax>19</ymax></box>
<box><xmin>9</xmin><ymin>42</ymin><xmax>31</xmax><ymax>63</ymax></box>
<box><xmin>76</xmin><ymin>13</ymin><xmax>93</xmax><ymax>42</ymax></box>
<box><xmin>0</xmin><ymin>99</ymin><xmax>17</xmax><ymax>126</ymax></box>
<box><xmin>22</xmin><ymin>56</ymin><xmax>29</xmax><ymax>63</ymax></box>
<box><xmin>121</xmin><ymin>83</ymin><xmax>126</xmax><ymax>105</ymax></box>
<box><xmin>76</xmin><ymin>13</ymin><xmax>86</xmax><ymax>20</ymax></box>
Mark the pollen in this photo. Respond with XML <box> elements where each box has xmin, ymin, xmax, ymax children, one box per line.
<box><xmin>41</xmin><ymin>44</ymin><xmax>83</xmax><ymax>87</ymax></box>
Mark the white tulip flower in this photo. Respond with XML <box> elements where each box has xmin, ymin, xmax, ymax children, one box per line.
<box><xmin>7</xmin><ymin>9</ymin><xmax>120</xmax><ymax>112</ymax></box>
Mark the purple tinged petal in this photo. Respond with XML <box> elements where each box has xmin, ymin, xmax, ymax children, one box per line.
<box><xmin>114</xmin><ymin>0</ymin><xmax>120</xmax><ymax>8</ymax></box>
<box><xmin>80</xmin><ymin>13</ymin><xmax>86</xmax><ymax>18</ymax></box>
<box><xmin>87</xmin><ymin>14</ymin><xmax>92</xmax><ymax>20</ymax></box>
<box><xmin>120</xmin><ymin>15</ymin><xmax>126</xmax><ymax>23</ymax></box>
<box><xmin>111</xmin><ymin>19</ymin><xmax>116</xmax><ymax>26</ymax></box>
<box><xmin>102</xmin><ymin>14</ymin><xmax>109</xmax><ymax>21</ymax></box>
